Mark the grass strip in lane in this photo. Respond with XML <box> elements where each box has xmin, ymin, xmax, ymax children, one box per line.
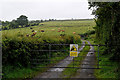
<box><xmin>61</xmin><ymin>41</ymin><xmax>90</xmax><ymax>78</ymax></box>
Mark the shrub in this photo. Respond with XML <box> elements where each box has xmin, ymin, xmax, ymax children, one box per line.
<box><xmin>2</xmin><ymin>35</ymin><xmax>81</xmax><ymax>67</ymax></box>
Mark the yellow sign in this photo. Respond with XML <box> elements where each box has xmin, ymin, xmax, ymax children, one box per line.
<box><xmin>71</xmin><ymin>46</ymin><xmax>77</xmax><ymax>51</ymax></box>
<box><xmin>70</xmin><ymin>44</ymin><xmax>78</xmax><ymax>57</ymax></box>
<box><xmin>70</xmin><ymin>52</ymin><xmax>77</xmax><ymax>57</ymax></box>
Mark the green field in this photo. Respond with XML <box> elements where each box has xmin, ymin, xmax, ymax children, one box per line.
<box><xmin>2</xmin><ymin>20</ymin><xmax>95</xmax><ymax>41</ymax></box>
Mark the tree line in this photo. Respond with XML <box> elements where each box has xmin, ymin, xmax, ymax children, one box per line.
<box><xmin>88</xmin><ymin>2</ymin><xmax>120</xmax><ymax>60</ymax></box>
<box><xmin>1</xmin><ymin>15</ymin><xmax>56</xmax><ymax>30</ymax></box>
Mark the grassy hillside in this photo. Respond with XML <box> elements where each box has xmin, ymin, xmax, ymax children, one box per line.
<box><xmin>2</xmin><ymin>20</ymin><xmax>95</xmax><ymax>40</ymax></box>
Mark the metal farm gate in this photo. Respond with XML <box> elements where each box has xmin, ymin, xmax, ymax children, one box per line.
<box><xmin>29</xmin><ymin>42</ymin><xmax>102</xmax><ymax>69</ymax></box>
<box><xmin>29</xmin><ymin>42</ymin><xmax>119</xmax><ymax>71</ymax></box>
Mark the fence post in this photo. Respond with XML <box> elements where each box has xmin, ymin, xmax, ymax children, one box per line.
<box><xmin>73</xmin><ymin>57</ymin><xmax>74</xmax><ymax>68</ymax></box>
<box><xmin>49</xmin><ymin>44</ymin><xmax>51</xmax><ymax>64</ymax></box>
<box><xmin>97</xmin><ymin>45</ymin><xmax>100</xmax><ymax>69</ymax></box>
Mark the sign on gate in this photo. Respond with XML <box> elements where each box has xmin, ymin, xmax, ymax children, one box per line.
<box><xmin>70</xmin><ymin>44</ymin><xmax>78</xmax><ymax>57</ymax></box>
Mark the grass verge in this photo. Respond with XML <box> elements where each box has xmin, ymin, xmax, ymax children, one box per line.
<box><xmin>94</xmin><ymin>54</ymin><xmax>118</xmax><ymax>79</ymax></box>
<box><xmin>85</xmin><ymin>34</ymin><xmax>119</xmax><ymax>79</ymax></box>
<box><xmin>3</xmin><ymin>51</ymin><xmax>69</xmax><ymax>79</ymax></box>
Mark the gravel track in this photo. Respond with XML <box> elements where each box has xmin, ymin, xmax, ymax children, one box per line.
<box><xmin>72</xmin><ymin>41</ymin><xmax>96</xmax><ymax>78</ymax></box>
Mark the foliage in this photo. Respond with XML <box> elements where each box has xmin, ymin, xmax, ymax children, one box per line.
<box><xmin>1</xmin><ymin>15</ymin><xmax>29</xmax><ymax>30</ymax></box>
<box><xmin>88</xmin><ymin>2</ymin><xmax>120</xmax><ymax>60</ymax></box>
<box><xmin>85</xmin><ymin>34</ymin><xmax>119</xmax><ymax>79</ymax></box>
<box><xmin>89</xmin><ymin>2</ymin><xmax>120</xmax><ymax>79</ymax></box>
<box><xmin>16</xmin><ymin>15</ymin><xmax>28</xmax><ymax>27</ymax></box>
<box><xmin>2</xmin><ymin>35</ymin><xmax>75</xmax><ymax>66</ymax></box>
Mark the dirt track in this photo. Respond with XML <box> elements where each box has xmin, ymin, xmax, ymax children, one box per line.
<box><xmin>72</xmin><ymin>41</ymin><xmax>96</xmax><ymax>78</ymax></box>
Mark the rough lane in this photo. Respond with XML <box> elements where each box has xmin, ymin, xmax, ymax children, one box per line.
<box><xmin>72</xmin><ymin>41</ymin><xmax>96</xmax><ymax>78</ymax></box>
<box><xmin>32</xmin><ymin>40</ymin><xmax>85</xmax><ymax>79</ymax></box>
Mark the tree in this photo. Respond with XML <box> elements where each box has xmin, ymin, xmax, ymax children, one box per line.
<box><xmin>41</xmin><ymin>19</ymin><xmax>43</xmax><ymax>22</ymax></box>
<box><xmin>9</xmin><ymin>20</ymin><xmax>19</xmax><ymax>29</ymax></box>
<box><xmin>88</xmin><ymin>2</ymin><xmax>120</xmax><ymax>60</ymax></box>
<box><xmin>16</xmin><ymin>15</ymin><xmax>28</xmax><ymax>27</ymax></box>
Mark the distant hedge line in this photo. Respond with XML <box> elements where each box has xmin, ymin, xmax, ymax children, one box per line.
<box><xmin>78</xmin><ymin>30</ymin><xmax>95</xmax><ymax>38</ymax></box>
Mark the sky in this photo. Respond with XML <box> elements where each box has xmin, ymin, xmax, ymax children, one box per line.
<box><xmin>0</xmin><ymin>0</ymin><xmax>94</xmax><ymax>21</ymax></box>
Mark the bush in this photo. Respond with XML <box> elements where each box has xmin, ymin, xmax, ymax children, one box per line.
<box><xmin>2</xmin><ymin>35</ymin><xmax>81</xmax><ymax>67</ymax></box>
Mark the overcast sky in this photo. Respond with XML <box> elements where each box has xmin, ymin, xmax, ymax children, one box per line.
<box><xmin>0</xmin><ymin>0</ymin><xmax>94</xmax><ymax>21</ymax></box>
